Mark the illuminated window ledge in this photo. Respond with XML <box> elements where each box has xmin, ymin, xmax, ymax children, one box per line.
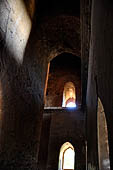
<box><xmin>44</xmin><ymin>105</ymin><xmax>78</xmax><ymax>110</ymax></box>
<box><xmin>66</xmin><ymin>102</ymin><xmax>76</xmax><ymax>108</ymax></box>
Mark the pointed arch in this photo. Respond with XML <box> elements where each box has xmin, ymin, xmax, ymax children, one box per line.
<box><xmin>58</xmin><ymin>142</ymin><xmax>75</xmax><ymax>170</ymax></box>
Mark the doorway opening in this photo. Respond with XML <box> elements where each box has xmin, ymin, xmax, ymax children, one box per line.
<box><xmin>45</xmin><ymin>53</ymin><xmax>81</xmax><ymax>107</ymax></box>
<box><xmin>58</xmin><ymin>142</ymin><xmax>75</xmax><ymax>170</ymax></box>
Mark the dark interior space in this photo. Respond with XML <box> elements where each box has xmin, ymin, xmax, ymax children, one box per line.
<box><xmin>0</xmin><ymin>0</ymin><xmax>112</xmax><ymax>170</ymax></box>
<box><xmin>36</xmin><ymin>0</ymin><xmax>80</xmax><ymax>18</ymax></box>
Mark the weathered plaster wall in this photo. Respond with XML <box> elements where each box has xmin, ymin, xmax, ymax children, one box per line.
<box><xmin>33</xmin><ymin>15</ymin><xmax>80</xmax><ymax>62</ymax></box>
<box><xmin>0</xmin><ymin>1</ymin><xmax>48</xmax><ymax>169</ymax></box>
<box><xmin>0</xmin><ymin>47</ymin><xmax>48</xmax><ymax>170</ymax></box>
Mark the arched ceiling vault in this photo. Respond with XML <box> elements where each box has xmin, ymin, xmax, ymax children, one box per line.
<box><xmin>37</xmin><ymin>16</ymin><xmax>81</xmax><ymax>62</ymax></box>
<box><xmin>26</xmin><ymin>0</ymin><xmax>81</xmax><ymax>62</ymax></box>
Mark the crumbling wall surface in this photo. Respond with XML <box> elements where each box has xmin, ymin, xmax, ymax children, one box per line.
<box><xmin>87</xmin><ymin>0</ymin><xmax>113</xmax><ymax>169</ymax></box>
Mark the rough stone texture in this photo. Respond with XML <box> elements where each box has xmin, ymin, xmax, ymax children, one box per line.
<box><xmin>0</xmin><ymin>1</ymin><xmax>48</xmax><ymax>169</ymax></box>
<box><xmin>33</xmin><ymin>15</ymin><xmax>80</xmax><ymax>63</ymax></box>
<box><xmin>0</xmin><ymin>0</ymin><xmax>83</xmax><ymax>169</ymax></box>
<box><xmin>45</xmin><ymin>53</ymin><xmax>81</xmax><ymax>107</ymax></box>
<box><xmin>0</xmin><ymin>0</ymin><xmax>31</xmax><ymax>64</ymax></box>
<box><xmin>1</xmin><ymin>0</ymin><xmax>113</xmax><ymax>170</ymax></box>
<box><xmin>0</xmin><ymin>5</ymin><xmax>81</xmax><ymax>170</ymax></box>
<box><xmin>39</xmin><ymin>108</ymin><xmax>86</xmax><ymax>170</ymax></box>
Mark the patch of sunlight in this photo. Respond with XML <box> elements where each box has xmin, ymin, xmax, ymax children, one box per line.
<box><xmin>63</xmin><ymin>148</ymin><xmax>74</xmax><ymax>169</ymax></box>
<box><xmin>66</xmin><ymin>102</ymin><xmax>76</xmax><ymax>108</ymax></box>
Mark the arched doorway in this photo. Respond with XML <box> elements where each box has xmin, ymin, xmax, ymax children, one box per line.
<box><xmin>44</xmin><ymin>53</ymin><xmax>81</xmax><ymax>107</ymax></box>
<box><xmin>58</xmin><ymin>142</ymin><xmax>75</xmax><ymax>170</ymax></box>
<box><xmin>97</xmin><ymin>98</ymin><xmax>110</xmax><ymax>170</ymax></box>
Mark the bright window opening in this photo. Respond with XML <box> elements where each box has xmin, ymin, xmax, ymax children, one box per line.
<box><xmin>63</xmin><ymin>148</ymin><xmax>75</xmax><ymax>169</ymax></box>
<box><xmin>66</xmin><ymin>102</ymin><xmax>76</xmax><ymax>108</ymax></box>
<box><xmin>58</xmin><ymin>142</ymin><xmax>75</xmax><ymax>170</ymax></box>
<box><xmin>62</xmin><ymin>82</ymin><xmax>76</xmax><ymax>108</ymax></box>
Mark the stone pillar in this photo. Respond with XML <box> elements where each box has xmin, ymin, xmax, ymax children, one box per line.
<box><xmin>80</xmin><ymin>0</ymin><xmax>92</xmax><ymax>108</ymax></box>
<box><xmin>86</xmin><ymin>1</ymin><xmax>98</xmax><ymax>168</ymax></box>
<box><xmin>86</xmin><ymin>72</ymin><xmax>98</xmax><ymax>170</ymax></box>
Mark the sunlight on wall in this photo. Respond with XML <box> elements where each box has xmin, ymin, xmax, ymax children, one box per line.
<box><xmin>62</xmin><ymin>82</ymin><xmax>76</xmax><ymax>107</ymax></box>
<box><xmin>0</xmin><ymin>0</ymin><xmax>32</xmax><ymax>64</ymax></box>
<box><xmin>66</xmin><ymin>102</ymin><xmax>76</xmax><ymax>108</ymax></box>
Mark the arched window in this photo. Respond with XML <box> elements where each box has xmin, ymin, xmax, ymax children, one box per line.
<box><xmin>62</xmin><ymin>82</ymin><xmax>76</xmax><ymax>107</ymax></box>
<box><xmin>97</xmin><ymin>98</ymin><xmax>110</xmax><ymax>170</ymax></box>
<box><xmin>58</xmin><ymin>142</ymin><xmax>75</xmax><ymax>170</ymax></box>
